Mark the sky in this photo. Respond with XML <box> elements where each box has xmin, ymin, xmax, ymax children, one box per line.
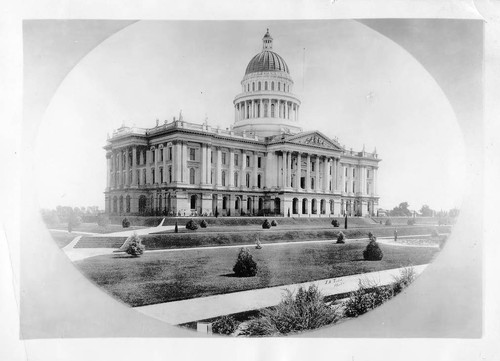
<box><xmin>34</xmin><ymin>20</ymin><xmax>465</xmax><ymax>212</ymax></box>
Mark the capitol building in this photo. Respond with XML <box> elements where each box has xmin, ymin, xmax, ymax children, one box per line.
<box><xmin>104</xmin><ymin>30</ymin><xmax>381</xmax><ymax>218</ymax></box>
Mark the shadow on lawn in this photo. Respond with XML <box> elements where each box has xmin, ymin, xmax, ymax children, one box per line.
<box><xmin>112</xmin><ymin>254</ymin><xmax>138</xmax><ymax>259</ymax></box>
<box><xmin>220</xmin><ymin>273</ymin><xmax>240</xmax><ymax>278</ymax></box>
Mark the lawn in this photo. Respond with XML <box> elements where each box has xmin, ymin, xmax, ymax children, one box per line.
<box><xmin>49</xmin><ymin>232</ymin><xmax>78</xmax><ymax>248</ymax></box>
<box><xmin>47</xmin><ymin>222</ymin><xmax>145</xmax><ymax>234</ymax></box>
<box><xmin>75</xmin><ymin>240</ymin><xmax>439</xmax><ymax>307</ymax></box>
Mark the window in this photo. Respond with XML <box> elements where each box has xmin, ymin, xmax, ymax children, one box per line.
<box><xmin>234</xmin><ymin>172</ymin><xmax>238</xmax><ymax>187</ymax></box>
<box><xmin>246</xmin><ymin>155</ymin><xmax>250</xmax><ymax>167</ymax></box>
<box><xmin>221</xmin><ymin>171</ymin><xmax>226</xmax><ymax>186</ymax></box>
<box><xmin>168</xmin><ymin>147</ymin><xmax>172</xmax><ymax>160</ymax></box>
<box><xmin>271</xmin><ymin>82</ymin><xmax>274</xmax><ymax>91</ymax></box>
<box><xmin>264</xmin><ymin>102</ymin><xmax>268</xmax><ymax>117</ymax></box>
<box><xmin>211</xmin><ymin>150</ymin><xmax>213</xmax><ymax>163</ymax></box>
<box><xmin>311</xmin><ymin>178</ymin><xmax>315</xmax><ymax>190</ymax></box>
<box><xmin>189</xmin><ymin>168</ymin><xmax>195</xmax><ymax>184</ymax></box>
<box><xmin>168</xmin><ymin>166</ymin><xmax>172</xmax><ymax>183</ymax></box>
<box><xmin>159</xmin><ymin>167</ymin><xmax>164</xmax><ymax>183</ymax></box>
<box><xmin>345</xmin><ymin>167</ymin><xmax>347</xmax><ymax>176</ymax></box>
<box><xmin>367</xmin><ymin>169</ymin><xmax>370</xmax><ymax>178</ymax></box>
<box><xmin>246</xmin><ymin>173</ymin><xmax>250</xmax><ymax>187</ymax></box>
<box><xmin>271</xmin><ymin>104</ymin><xmax>275</xmax><ymax>117</ymax></box>
<box><xmin>189</xmin><ymin>148</ymin><xmax>196</xmax><ymax>161</ymax></box>
<box><xmin>222</xmin><ymin>152</ymin><xmax>227</xmax><ymax>165</ymax></box>
<box><xmin>210</xmin><ymin>171</ymin><xmax>213</xmax><ymax>184</ymax></box>
<box><xmin>258</xmin><ymin>82</ymin><xmax>261</xmax><ymax>91</ymax></box>
<box><xmin>257</xmin><ymin>174</ymin><xmax>261</xmax><ymax>188</ymax></box>
<box><xmin>129</xmin><ymin>170</ymin><xmax>132</xmax><ymax>185</ymax></box>
<box><xmin>152</xmin><ymin>169</ymin><xmax>155</xmax><ymax>184</ymax></box>
<box><xmin>311</xmin><ymin>162</ymin><xmax>315</xmax><ymax>172</ymax></box>
<box><xmin>151</xmin><ymin>149</ymin><xmax>155</xmax><ymax>163</ymax></box>
<box><xmin>353</xmin><ymin>168</ymin><xmax>356</xmax><ymax>177</ymax></box>
<box><xmin>223</xmin><ymin>197</ymin><xmax>227</xmax><ymax>210</ymax></box>
<box><xmin>234</xmin><ymin>154</ymin><xmax>239</xmax><ymax>166</ymax></box>
<box><xmin>278</xmin><ymin>82</ymin><xmax>281</xmax><ymax>91</ymax></box>
<box><xmin>252</xmin><ymin>82</ymin><xmax>255</xmax><ymax>91</ymax></box>
<box><xmin>136</xmin><ymin>170</ymin><xmax>140</xmax><ymax>185</ymax></box>
<box><xmin>367</xmin><ymin>182</ymin><xmax>370</xmax><ymax>194</ymax></box>
<box><xmin>265</xmin><ymin>81</ymin><xmax>268</xmax><ymax>90</ymax></box>
<box><xmin>352</xmin><ymin>182</ymin><xmax>355</xmax><ymax>193</ymax></box>
<box><xmin>258</xmin><ymin>157</ymin><xmax>262</xmax><ymax>168</ymax></box>
<box><xmin>159</xmin><ymin>148</ymin><xmax>163</xmax><ymax>162</ymax></box>
<box><xmin>344</xmin><ymin>181</ymin><xmax>348</xmax><ymax>192</ymax></box>
<box><xmin>142</xmin><ymin>169</ymin><xmax>146</xmax><ymax>185</ymax></box>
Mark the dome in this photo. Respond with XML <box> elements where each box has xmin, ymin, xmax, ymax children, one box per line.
<box><xmin>244</xmin><ymin>29</ymin><xmax>290</xmax><ymax>75</ymax></box>
<box><xmin>245</xmin><ymin>51</ymin><xmax>290</xmax><ymax>75</ymax></box>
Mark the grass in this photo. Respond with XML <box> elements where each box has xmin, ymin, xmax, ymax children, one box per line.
<box><xmin>49</xmin><ymin>232</ymin><xmax>78</xmax><ymax>248</ymax></box>
<box><xmin>75</xmin><ymin>241</ymin><xmax>438</xmax><ymax>307</ymax></box>
<box><xmin>47</xmin><ymin>222</ymin><xmax>145</xmax><ymax>234</ymax></box>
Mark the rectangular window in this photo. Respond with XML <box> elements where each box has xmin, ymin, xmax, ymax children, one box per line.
<box><xmin>246</xmin><ymin>156</ymin><xmax>250</xmax><ymax>167</ymax></box>
<box><xmin>151</xmin><ymin>150</ymin><xmax>155</xmax><ymax>163</ymax></box>
<box><xmin>168</xmin><ymin>147</ymin><xmax>172</xmax><ymax>161</ymax></box>
<box><xmin>168</xmin><ymin>166</ymin><xmax>172</xmax><ymax>183</ymax></box>
<box><xmin>367</xmin><ymin>169</ymin><xmax>370</xmax><ymax>178</ymax></box>
<box><xmin>258</xmin><ymin>157</ymin><xmax>262</xmax><ymax>168</ymax></box>
<box><xmin>344</xmin><ymin>181</ymin><xmax>347</xmax><ymax>192</ymax></box>
<box><xmin>353</xmin><ymin>168</ymin><xmax>355</xmax><ymax>177</ymax></box>
<box><xmin>152</xmin><ymin>169</ymin><xmax>155</xmax><ymax>184</ymax></box>
<box><xmin>159</xmin><ymin>149</ymin><xmax>163</xmax><ymax>162</ymax></box>
<box><xmin>311</xmin><ymin>162</ymin><xmax>315</xmax><ymax>172</ymax></box>
<box><xmin>345</xmin><ymin>167</ymin><xmax>347</xmax><ymax>177</ymax></box>
<box><xmin>189</xmin><ymin>148</ymin><xmax>196</xmax><ymax>161</ymax></box>
<box><xmin>311</xmin><ymin>178</ymin><xmax>315</xmax><ymax>190</ymax></box>
<box><xmin>234</xmin><ymin>154</ymin><xmax>239</xmax><ymax>166</ymax></box>
<box><xmin>352</xmin><ymin>181</ymin><xmax>355</xmax><ymax>193</ymax></box>
<box><xmin>211</xmin><ymin>151</ymin><xmax>213</xmax><ymax>163</ymax></box>
<box><xmin>222</xmin><ymin>152</ymin><xmax>227</xmax><ymax>165</ymax></box>
<box><xmin>367</xmin><ymin>182</ymin><xmax>370</xmax><ymax>194</ymax></box>
<box><xmin>160</xmin><ymin>168</ymin><xmax>164</xmax><ymax>183</ymax></box>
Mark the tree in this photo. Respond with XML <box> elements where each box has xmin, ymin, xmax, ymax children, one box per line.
<box><xmin>420</xmin><ymin>204</ymin><xmax>434</xmax><ymax>217</ymax></box>
<box><xmin>449</xmin><ymin>208</ymin><xmax>460</xmax><ymax>218</ymax></box>
<box><xmin>390</xmin><ymin>202</ymin><xmax>412</xmax><ymax>217</ymax></box>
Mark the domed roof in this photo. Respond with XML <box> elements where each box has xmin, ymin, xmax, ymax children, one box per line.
<box><xmin>244</xmin><ymin>29</ymin><xmax>290</xmax><ymax>75</ymax></box>
<box><xmin>245</xmin><ymin>51</ymin><xmax>290</xmax><ymax>75</ymax></box>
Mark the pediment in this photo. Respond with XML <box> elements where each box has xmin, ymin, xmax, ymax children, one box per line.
<box><xmin>287</xmin><ymin>131</ymin><xmax>342</xmax><ymax>150</ymax></box>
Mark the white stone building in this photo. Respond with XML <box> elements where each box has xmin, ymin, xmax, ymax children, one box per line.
<box><xmin>104</xmin><ymin>30</ymin><xmax>380</xmax><ymax>217</ymax></box>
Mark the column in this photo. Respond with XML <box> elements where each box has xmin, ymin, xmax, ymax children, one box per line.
<box><xmin>216</xmin><ymin>147</ymin><xmax>222</xmax><ymax>186</ymax></box>
<box><xmin>106</xmin><ymin>154</ymin><xmax>111</xmax><ymax>189</ymax></box>
<box><xmin>132</xmin><ymin>147</ymin><xmax>137</xmax><ymax>186</ymax></box>
<box><xmin>265</xmin><ymin>151</ymin><xmax>273</xmax><ymax>189</ymax></box>
<box><xmin>253</xmin><ymin>152</ymin><xmax>258</xmax><ymax>188</ymax></box>
<box><xmin>337</xmin><ymin>158</ymin><xmax>342</xmax><ymax>191</ymax></box>
<box><xmin>306</xmin><ymin>154</ymin><xmax>311</xmax><ymax>191</ymax></box>
<box><xmin>315</xmin><ymin>156</ymin><xmax>320</xmax><ymax>191</ymax></box>
<box><xmin>323</xmin><ymin>157</ymin><xmax>329</xmax><ymax>192</ymax></box>
<box><xmin>373</xmin><ymin>168</ymin><xmax>378</xmax><ymax>195</ymax></box>
<box><xmin>154</xmin><ymin>147</ymin><xmax>159</xmax><ymax>184</ymax></box>
<box><xmin>241</xmin><ymin>150</ymin><xmax>247</xmax><ymax>188</ymax></box>
<box><xmin>280</xmin><ymin>153</ymin><xmax>286</xmax><ymax>189</ymax></box>
<box><xmin>286</xmin><ymin>151</ymin><xmax>292</xmax><ymax>188</ymax></box>
<box><xmin>229</xmin><ymin>149</ymin><xmax>234</xmax><ymax>187</ymax></box>
<box><xmin>331</xmin><ymin>157</ymin><xmax>337</xmax><ymax>191</ymax></box>
<box><xmin>146</xmin><ymin>149</ymin><xmax>152</xmax><ymax>184</ymax></box>
<box><xmin>206</xmin><ymin>146</ymin><xmax>212</xmax><ymax>184</ymax></box>
<box><xmin>182</xmin><ymin>141</ymin><xmax>188</xmax><ymax>183</ymax></box>
<box><xmin>296</xmin><ymin>152</ymin><xmax>301</xmax><ymax>190</ymax></box>
<box><xmin>173</xmin><ymin>141</ymin><xmax>181</xmax><ymax>182</ymax></box>
<box><xmin>162</xmin><ymin>146</ymin><xmax>167</xmax><ymax>184</ymax></box>
<box><xmin>201</xmin><ymin>144</ymin><xmax>207</xmax><ymax>185</ymax></box>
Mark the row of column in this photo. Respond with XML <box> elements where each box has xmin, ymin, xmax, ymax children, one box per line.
<box><xmin>278</xmin><ymin>151</ymin><xmax>342</xmax><ymax>193</ymax></box>
<box><xmin>235</xmin><ymin>99</ymin><xmax>299</xmax><ymax>121</ymax></box>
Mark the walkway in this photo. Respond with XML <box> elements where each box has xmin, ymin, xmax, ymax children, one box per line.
<box><xmin>134</xmin><ymin>264</ymin><xmax>428</xmax><ymax>325</ymax></box>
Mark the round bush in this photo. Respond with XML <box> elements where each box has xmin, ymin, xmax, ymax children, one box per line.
<box><xmin>200</xmin><ymin>219</ymin><xmax>208</xmax><ymax>228</ymax></box>
<box><xmin>271</xmin><ymin>220</ymin><xmax>277</xmax><ymax>227</ymax></box>
<box><xmin>385</xmin><ymin>219</ymin><xmax>392</xmax><ymax>226</ymax></box>
<box><xmin>122</xmin><ymin>218</ymin><xmax>130</xmax><ymax>228</ymax></box>
<box><xmin>363</xmin><ymin>240</ymin><xmax>383</xmax><ymax>261</ymax></box>
<box><xmin>233</xmin><ymin>248</ymin><xmax>258</xmax><ymax>277</ymax></box>
<box><xmin>212</xmin><ymin>315</ymin><xmax>239</xmax><ymax>335</ymax></box>
<box><xmin>185</xmin><ymin>219</ymin><xmax>198</xmax><ymax>231</ymax></box>
<box><xmin>407</xmin><ymin>218</ymin><xmax>416</xmax><ymax>225</ymax></box>
<box><xmin>368</xmin><ymin>231</ymin><xmax>374</xmax><ymax>239</ymax></box>
<box><xmin>336</xmin><ymin>231</ymin><xmax>345</xmax><ymax>244</ymax></box>
<box><xmin>331</xmin><ymin>219</ymin><xmax>340</xmax><ymax>227</ymax></box>
<box><xmin>124</xmin><ymin>233</ymin><xmax>145</xmax><ymax>257</ymax></box>
<box><xmin>262</xmin><ymin>219</ymin><xmax>271</xmax><ymax>229</ymax></box>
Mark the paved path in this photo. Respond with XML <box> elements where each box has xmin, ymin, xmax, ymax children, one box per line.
<box><xmin>134</xmin><ymin>264</ymin><xmax>428</xmax><ymax>325</ymax></box>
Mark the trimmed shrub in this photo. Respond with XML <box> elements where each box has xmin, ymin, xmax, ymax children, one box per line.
<box><xmin>122</xmin><ymin>218</ymin><xmax>131</xmax><ymax>228</ymax></box>
<box><xmin>200</xmin><ymin>219</ymin><xmax>208</xmax><ymax>228</ymax></box>
<box><xmin>407</xmin><ymin>218</ymin><xmax>416</xmax><ymax>226</ymax></box>
<box><xmin>124</xmin><ymin>233</ymin><xmax>145</xmax><ymax>257</ymax></box>
<box><xmin>368</xmin><ymin>231</ymin><xmax>374</xmax><ymax>239</ymax></box>
<box><xmin>385</xmin><ymin>219</ymin><xmax>392</xmax><ymax>226</ymax></box>
<box><xmin>241</xmin><ymin>285</ymin><xmax>339</xmax><ymax>336</ymax></box>
<box><xmin>363</xmin><ymin>239</ymin><xmax>383</xmax><ymax>261</ymax></box>
<box><xmin>271</xmin><ymin>220</ymin><xmax>277</xmax><ymax>227</ymax></box>
<box><xmin>233</xmin><ymin>248</ymin><xmax>258</xmax><ymax>277</ymax></box>
<box><xmin>262</xmin><ymin>219</ymin><xmax>271</xmax><ymax>229</ymax></box>
<box><xmin>212</xmin><ymin>315</ymin><xmax>239</xmax><ymax>335</ymax></box>
<box><xmin>336</xmin><ymin>231</ymin><xmax>345</xmax><ymax>244</ymax></box>
<box><xmin>331</xmin><ymin>219</ymin><xmax>340</xmax><ymax>227</ymax></box>
<box><xmin>185</xmin><ymin>219</ymin><xmax>198</xmax><ymax>231</ymax></box>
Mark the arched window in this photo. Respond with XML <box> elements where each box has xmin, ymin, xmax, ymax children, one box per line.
<box><xmin>234</xmin><ymin>172</ymin><xmax>238</xmax><ymax>187</ymax></box>
<box><xmin>189</xmin><ymin>168</ymin><xmax>195</xmax><ymax>185</ymax></box>
<box><xmin>264</xmin><ymin>102</ymin><xmax>268</xmax><ymax>117</ymax></box>
<box><xmin>119</xmin><ymin>196</ymin><xmax>124</xmax><ymax>214</ymax></box>
<box><xmin>139</xmin><ymin>195</ymin><xmax>147</xmax><ymax>214</ymax></box>
<box><xmin>126</xmin><ymin>195</ymin><xmax>131</xmax><ymax>213</ymax></box>
<box><xmin>258</xmin><ymin>82</ymin><xmax>261</xmax><ymax>90</ymax></box>
<box><xmin>246</xmin><ymin>173</ymin><xmax>250</xmax><ymax>187</ymax></box>
<box><xmin>271</xmin><ymin>104</ymin><xmax>275</xmax><ymax>117</ymax></box>
<box><xmin>252</xmin><ymin>82</ymin><xmax>255</xmax><ymax>91</ymax></box>
<box><xmin>265</xmin><ymin>81</ymin><xmax>268</xmax><ymax>90</ymax></box>
<box><xmin>221</xmin><ymin>171</ymin><xmax>226</xmax><ymax>186</ymax></box>
<box><xmin>235</xmin><ymin>197</ymin><xmax>240</xmax><ymax>210</ymax></box>
<box><xmin>222</xmin><ymin>196</ymin><xmax>227</xmax><ymax>210</ymax></box>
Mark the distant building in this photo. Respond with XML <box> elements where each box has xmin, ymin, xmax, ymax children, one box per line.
<box><xmin>104</xmin><ymin>30</ymin><xmax>381</xmax><ymax>217</ymax></box>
